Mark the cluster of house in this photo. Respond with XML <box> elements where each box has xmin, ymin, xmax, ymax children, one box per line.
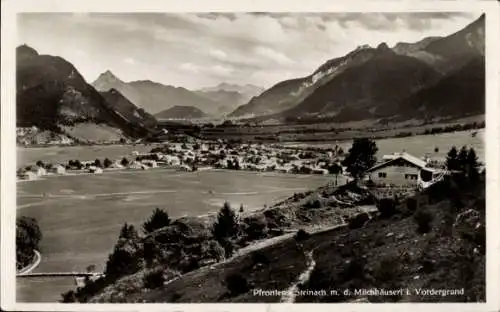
<box><xmin>148</xmin><ymin>142</ymin><xmax>342</xmax><ymax>174</ymax></box>
<box><xmin>18</xmin><ymin>139</ymin><xmax>473</xmax><ymax>192</ymax></box>
<box><xmin>17</xmin><ymin>164</ymin><xmax>66</xmax><ymax>181</ymax></box>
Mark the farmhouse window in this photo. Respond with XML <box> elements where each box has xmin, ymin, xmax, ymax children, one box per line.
<box><xmin>378</xmin><ymin>172</ymin><xmax>387</xmax><ymax>178</ymax></box>
<box><xmin>405</xmin><ymin>174</ymin><xmax>418</xmax><ymax>180</ymax></box>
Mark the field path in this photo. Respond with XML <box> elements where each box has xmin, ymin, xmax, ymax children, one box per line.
<box><xmin>280</xmin><ymin>248</ymin><xmax>316</xmax><ymax>303</ymax></box>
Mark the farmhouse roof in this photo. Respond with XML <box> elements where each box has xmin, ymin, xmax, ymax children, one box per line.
<box><xmin>366</xmin><ymin>152</ymin><xmax>427</xmax><ymax>173</ymax></box>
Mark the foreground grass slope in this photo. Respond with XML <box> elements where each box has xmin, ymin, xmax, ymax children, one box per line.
<box><xmin>70</xmin><ymin>169</ymin><xmax>484</xmax><ymax>303</ymax></box>
<box><xmin>297</xmin><ymin>175</ymin><xmax>485</xmax><ymax>302</ymax></box>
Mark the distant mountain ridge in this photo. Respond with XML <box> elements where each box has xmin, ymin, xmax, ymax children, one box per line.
<box><xmin>16</xmin><ymin>45</ymin><xmax>156</xmax><ymax>142</ymax></box>
<box><xmin>282</xmin><ymin>44</ymin><xmax>442</xmax><ymax>121</ymax></box>
<box><xmin>92</xmin><ymin>74</ymin><xmax>263</xmax><ymax>118</ymax></box>
<box><xmin>155</xmin><ymin>105</ymin><xmax>208</xmax><ymax>119</ymax></box>
<box><xmin>230</xmin><ymin>14</ymin><xmax>485</xmax><ymax>123</ymax></box>
<box><xmin>394</xmin><ymin>14</ymin><xmax>485</xmax><ymax>74</ymax></box>
<box><xmin>396</xmin><ymin>55</ymin><xmax>484</xmax><ymax>121</ymax></box>
<box><xmin>99</xmin><ymin>88</ymin><xmax>158</xmax><ymax>130</ymax></box>
<box><xmin>92</xmin><ymin>72</ymin><xmax>219</xmax><ymax>115</ymax></box>
<box><xmin>199</xmin><ymin>82</ymin><xmax>264</xmax><ymax>99</ymax></box>
<box><xmin>229</xmin><ymin>42</ymin><xmax>424</xmax><ymax>118</ymax></box>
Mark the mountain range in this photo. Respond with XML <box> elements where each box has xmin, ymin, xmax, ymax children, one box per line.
<box><xmin>16</xmin><ymin>45</ymin><xmax>157</xmax><ymax>142</ymax></box>
<box><xmin>16</xmin><ymin>14</ymin><xmax>485</xmax><ymax>139</ymax></box>
<box><xmin>155</xmin><ymin>105</ymin><xmax>208</xmax><ymax>119</ymax></box>
<box><xmin>92</xmin><ymin>73</ymin><xmax>264</xmax><ymax>118</ymax></box>
<box><xmin>230</xmin><ymin>14</ymin><xmax>485</xmax><ymax>122</ymax></box>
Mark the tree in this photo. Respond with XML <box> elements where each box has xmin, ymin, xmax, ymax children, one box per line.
<box><xmin>466</xmin><ymin>148</ymin><xmax>480</xmax><ymax>183</ymax></box>
<box><xmin>120</xmin><ymin>157</ymin><xmax>130</xmax><ymax>167</ymax></box>
<box><xmin>143</xmin><ymin>208</ymin><xmax>171</xmax><ymax>234</ymax></box>
<box><xmin>458</xmin><ymin>146</ymin><xmax>469</xmax><ymax>172</ymax></box>
<box><xmin>36</xmin><ymin>160</ymin><xmax>45</xmax><ymax>168</ymax></box>
<box><xmin>103</xmin><ymin>158</ymin><xmax>113</xmax><ymax>168</ymax></box>
<box><xmin>434</xmin><ymin>147</ymin><xmax>439</xmax><ymax>153</ymax></box>
<box><xmin>341</xmin><ymin>138</ymin><xmax>378</xmax><ymax>180</ymax></box>
<box><xmin>119</xmin><ymin>223</ymin><xmax>138</xmax><ymax>240</ymax></box>
<box><xmin>446</xmin><ymin>146</ymin><xmax>459</xmax><ymax>171</ymax></box>
<box><xmin>213</xmin><ymin>202</ymin><xmax>239</xmax><ymax>252</ymax></box>
<box><xmin>74</xmin><ymin>159</ymin><xmax>83</xmax><ymax>170</ymax></box>
<box><xmin>105</xmin><ymin>241</ymin><xmax>142</xmax><ymax>278</ymax></box>
<box><xmin>94</xmin><ymin>159</ymin><xmax>102</xmax><ymax>168</ymax></box>
<box><xmin>16</xmin><ymin>217</ymin><xmax>42</xmax><ymax>270</ymax></box>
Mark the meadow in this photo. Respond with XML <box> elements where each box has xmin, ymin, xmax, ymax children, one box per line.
<box><xmin>16</xmin><ymin>169</ymin><xmax>331</xmax><ymax>302</ymax></box>
<box><xmin>17</xmin><ymin>144</ymin><xmax>159</xmax><ymax>168</ymax></box>
<box><xmin>283</xmin><ymin>129</ymin><xmax>485</xmax><ymax>162</ymax></box>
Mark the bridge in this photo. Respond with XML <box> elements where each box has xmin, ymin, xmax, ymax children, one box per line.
<box><xmin>17</xmin><ymin>272</ymin><xmax>104</xmax><ymax>278</ymax></box>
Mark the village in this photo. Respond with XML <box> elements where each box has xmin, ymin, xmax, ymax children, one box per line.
<box><xmin>17</xmin><ymin>139</ymin><xmax>465</xmax><ymax>194</ymax></box>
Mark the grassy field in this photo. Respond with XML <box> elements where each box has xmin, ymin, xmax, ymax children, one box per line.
<box><xmin>16</xmin><ymin>169</ymin><xmax>332</xmax><ymax>302</ymax></box>
<box><xmin>284</xmin><ymin>129</ymin><xmax>485</xmax><ymax>162</ymax></box>
<box><xmin>17</xmin><ymin>144</ymin><xmax>160</xmax><ymax>168</ymax></box>
<box><xmin>200</xmin><ymin>115</ymin><xmax>484</xmax><ymax>142</ymax></box>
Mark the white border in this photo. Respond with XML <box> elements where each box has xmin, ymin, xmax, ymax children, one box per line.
<box><xmin>2</xmin><ymin>0</ymin><xmax>499</xmax><ymax>311</ymax></box>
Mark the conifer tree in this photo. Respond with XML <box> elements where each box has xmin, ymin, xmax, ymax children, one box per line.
<box><xmin>446</xmin><ymin>146</ymin><xmax>459</xmax><ymax>171</ymax></box>
<box><xmin>143</xmin><ymin>208</ymin><xmax>171</xmax><ymax>234</ymax></box>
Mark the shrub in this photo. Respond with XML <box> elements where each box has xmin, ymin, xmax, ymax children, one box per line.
<box><xmin>120</xmin><ymin>157</ymin><xmax>130</xmax><ymax>167</ymax></box>
<box><xmin>251</xmin><ymin>251</ymin><xmax>270</xmax><ymax>266</ymax></box>
<box><xmin>414</xmin><ymin>209</ymin><xmax>434</xmax><ymax>234</ymax></box>
<box><xmin>243</xmin><ymin>215</ymin><xmax>268</xmax><ymax>241</ymax></box>
<box><xmin>295</xmin><ymin>229</ymin><xmax>311</xmax><ymax>241</ymax></box>
<box><xmin>348</xmin><ymin>212</ymin><xmax>370</xmax><ymax>229</ymax></box>
<box><xmin>143</xmin><ymin>239</ymin><xmax>158</xmax><ymax>267</ymax></box>
<box><xmin>293</xmin><ymin>192</ymin><xmax>305</xmax><ymax>202</ymax></box>
<box><xmin>143</xmin><ymin>268</ymin><xmax>165</xmax><ymax>289</ymax></box>
<box><xmin>340</xmin><ymin>256</ymin><xmax>366</xmax><ymax>281</ymax></box>
<box><xmin>225</xmin><ymin>273</ymin><xmax>250</xmax><ymax>296</ymax></box>
<box><xmin>376</xmin><ymin>198</ymin><xmax>397</xmax><ymax>218</ymax></box>
<box><xmin>373</xmin><ymin>257</ymin><xmax>399</xmax><ymax>282</ymax></box>
<box><xmin>406</xmin><ymin>198</ymin><xmax>418</xmax><ymax>212</ymax></box>
<box><xmin>143</xmin><ymin>208</ymin><xmax>171</xmax><ymax>234</ymax></box>
<box><xmin>103</xmin><ymin>158</ymin><xmax>113</xmax><ymax>168</ymax></box>
<box><xmin>304</xmin><ymin>197</ymin><xmax>322</xmax><ymax>209</ymax></box>
<box><xmin>60</xmin><ymin>290</ymin><xmax>77</xmax><ymax>303</ymax></box>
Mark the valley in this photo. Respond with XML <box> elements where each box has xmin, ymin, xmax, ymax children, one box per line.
<box><xmin>13</xmin><ymin>11</ymin><xmax>488</xmax><ymax>306</ymax></box>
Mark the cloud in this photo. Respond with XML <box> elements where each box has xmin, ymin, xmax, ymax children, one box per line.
<box><xmin>123</xmin><ymin>57</ymin><xmax>136</xmax><ymax>65</ymax></box>
<box><xmin>209</xmin><ymin>49</ymin><xmax>228</xmax><ymax>61</ymax></box>
<box><xmin>254</xmin><ymin>46</ymin><xmax>295</xmax><ymax>66</ymax></box>
<box><xmin>179</xmin><ymin>62</ymin><xmax>200</xmax><ymax>73</ymax></box>
<box><xmin>18</xmin><ymin>12</ymin><xmax>480</xmax><ymax>89</ymax></box>
<box><xmin>179</xmin><ymin>63</ymin><xmax>233</xmax><ymax>77</ymax></box>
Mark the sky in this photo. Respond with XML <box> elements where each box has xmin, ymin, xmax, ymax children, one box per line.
<box><xmin>18</xmin><ymin>12</ymin><xmax>479</xmax><ymax>90</ymax></box>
